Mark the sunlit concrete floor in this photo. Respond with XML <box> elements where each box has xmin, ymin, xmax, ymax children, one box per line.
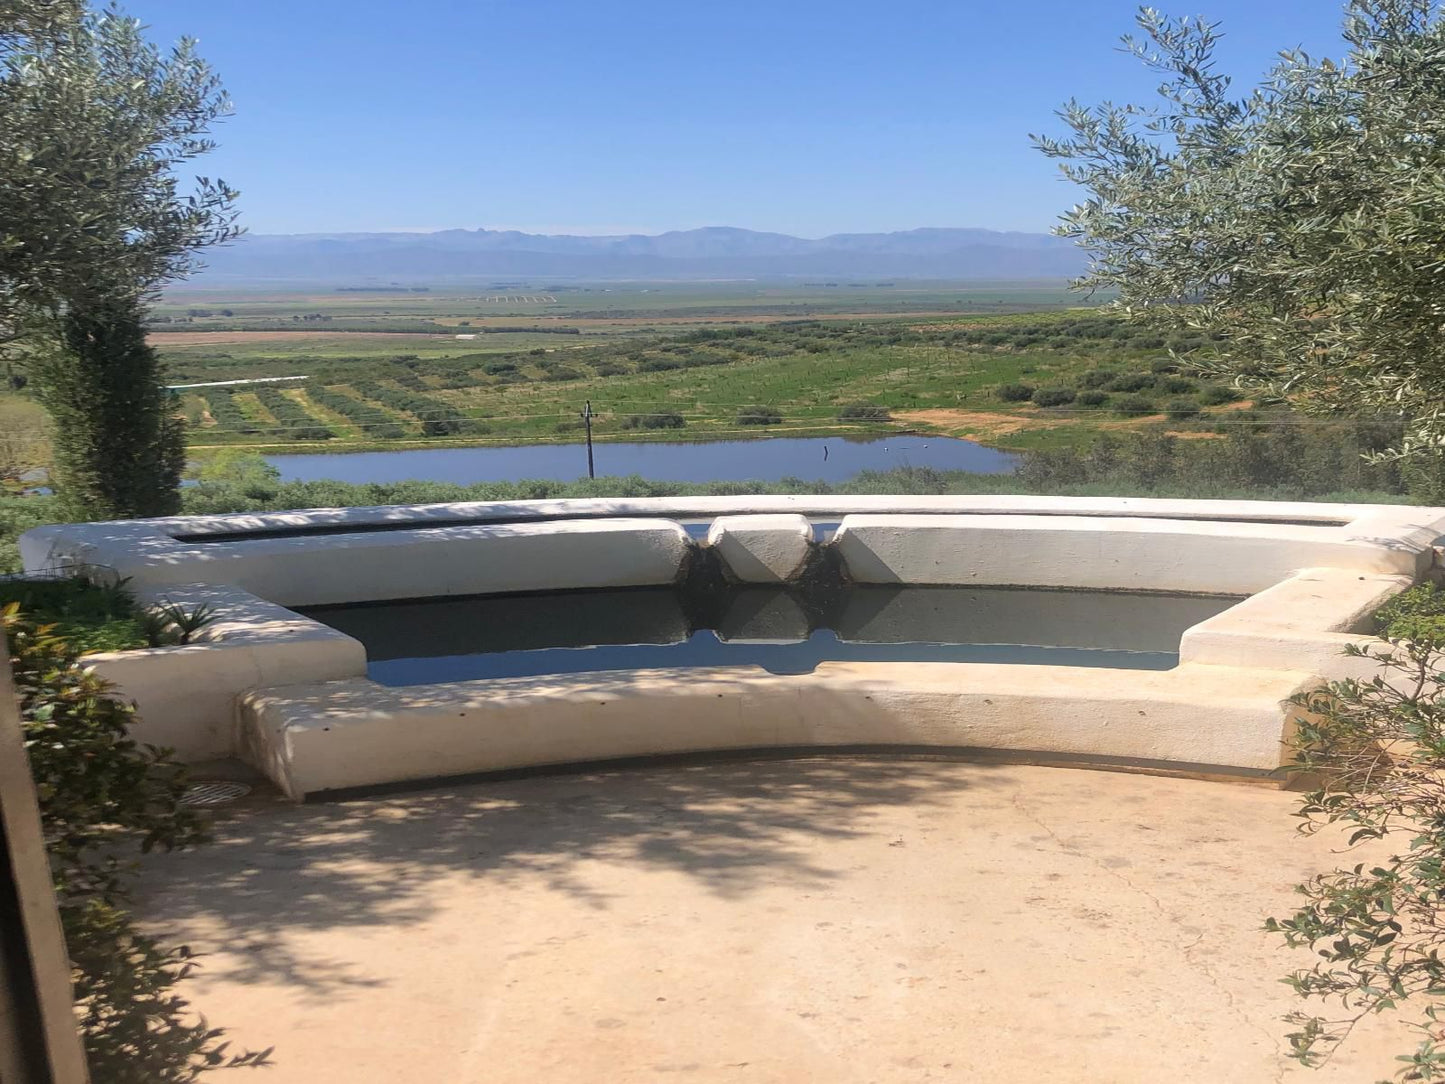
<box><xmin>133</xmin><ymin>756</ymin><xmax>1418</xmax><ymax>1083</ymax></box>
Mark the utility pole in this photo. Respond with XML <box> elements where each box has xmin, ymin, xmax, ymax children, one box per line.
<box><xmin>580</xmin><ymin>400</ymin><xmax>595</xmax><ymax>479</ymax></box>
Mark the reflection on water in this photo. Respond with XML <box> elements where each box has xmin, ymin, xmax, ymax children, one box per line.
<box><xmin>267</xmin><ymin>435</ymin><xmax>1018</xmax><ymax>485</ymax></box>
<box><xmin>301</xmin><ymin>584</ymin><xmax>1238</xmax><ymax>686</ymax></box>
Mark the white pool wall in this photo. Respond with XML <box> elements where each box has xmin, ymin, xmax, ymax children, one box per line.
<box><xmin>20</xmin><ymin>496</ymin><xmax>1445</xmax><ymax>788</ymax></box>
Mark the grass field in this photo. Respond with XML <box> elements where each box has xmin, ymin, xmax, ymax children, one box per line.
<box><xmin>5</xmin><ymin>281</ymin><xmax>1266</xmax><ymax>476</ymax></box>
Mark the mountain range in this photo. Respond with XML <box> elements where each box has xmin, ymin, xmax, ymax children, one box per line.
<box><xmin>193</xmin><ymin>226</ymin><xmax>1087</xmax><ymax>284</ymax></box>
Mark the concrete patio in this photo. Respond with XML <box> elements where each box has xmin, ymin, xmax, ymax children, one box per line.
<box><xmin>134</xmin><ymin>757</ymin><xmax>1418</xmax><ymax>1083</ymax></box>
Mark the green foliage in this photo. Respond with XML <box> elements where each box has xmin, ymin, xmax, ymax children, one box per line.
<box><xmin>34</xmin><ymin>299</ymin><xmax>186</xmax><ymax>518</ymax></box>
<box><xmin>0</xmin><ymin>573</ymin><xmax>145</xmax><ymax>652</ymax></box>
<box><xmin>5</xmin><ymin>604</ymin><xmax>268</xmax><ymax>1078</ymax></box>
<box><xmin>1376</xmin><ymin>584</ymin><xmax>1445</xmax><ymax>643</ymax></box>
<box><xmin>1113</xmin><ymin>394</ymin><xmax>1154</xmax><ymax>415</ymax></box>
<box><xmin>1019</xmin><ymin>421</ymin><xmax>1406</xmax><ymax>498</ymax></box>
<box><xmin>0</xmin><ymin>4</ymin><xmax>238</xmax><ymax>319</ymax></box>
<box><xmin>349</xmin><ymin>380</ymin><xmax>482</xmax><ymax>437</ymax></box>
<box><xmin>302</xmin><ymin>384</ymin><xmax>406</xmax><ymax>439</ymax></box>
<box><xmin>197</xmin><ymin>388</ymin><xmax>257</xmax><ymax>435</ymax></box>
<box><xmin>620</xmin><ymin>411</ymin><xmax>685</xmax><ymax>430</ymax></box>
<box><xmin>996</xmin><ymin>382</ymin><xmax>1035</xmax><ymax>402</ymax></box>
<box><xmin>736</xmin><ymin>405</ymin><xmax>782</xmax><ymax>425</ymax></box>
<box><xmin>1076</xmin><ymin>389</ymin><xmax>1110</xmax><ymax>407</ymax></box>
<box><xmin>1266</xmin><ymin>639</ymin><xmax>1445</xmax><ymax>1080</ymax></box>
<box><xmin>0</xmin><ymin>488</ymin><xmax>59</xmax><ymax>571</ymax></box>
<box><xmin>1078</xmin><ymin>369</ymin><xmax>1116</xmax><ymax>389</ymax></box>
<box><xmin>1199</xmin><ymin>384</ymin><xmax>1238</xmax><ymax>406</ymax></box>
<box><xmin>250</xmin><ymin>386</ymin><xmax>331</xmax><ymax>441</ymax></box>
<box><xmin>1</xmin><ymin>3</ymin><xmax>237</xmax><ymax>517</ymax></box>
<box><xmin>1035</xmin><ymin>3</ymin><xmax>1445</xmax><ymax>459</ymax></box>
<box><xmin>142</xmin><ymin>599</ymin><xmax>217</xmax><ymax>645</ymax></box>
<box><xmin>1105</xmin><ymin>373</ymin><xmax>1153</xmax><ymax>394</ymax></box>
<box><xmin>837</xmin><ymin>402</ymin><xmax>891</xmax><ymax>422</ymax></box>
<box><xmin>1164</xmin><ymin>398</ymin><xmax>1201</xmax><ymax>420</ymax></box>
<box><xmin>1031</xmin><ymin>387</ymin><xmax>1076</xmax><ymax>408</ymax></box>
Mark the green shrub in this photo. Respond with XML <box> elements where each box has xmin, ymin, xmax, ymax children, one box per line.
<box><xmin>1078</xmin><ymin>369</ymin><xmax>1117</xmax><ymax>388</ymax></box>
<box><xmin>1076</xmin><ymin>390</ymin><xmax>1110</xmax><ymax>407</ymax></box>
<box><xmin>837</xmin><ymin>402</ymin><xmax>892</xmax><ymax>422</ymax></box>
<box><xmin>1158</xmin><ymin>376</ymin><xmax>1198</xmax><ymax>394</ymax></box>
<box><xmin>5</xmin><ymin>606</ymin><xmax>270</xmax><ymax>1079</ymax></box>
<box><xmin>996</xmin><ymin>383</ymin><xmax>1035</xmax><ymax>402</ymax></box>
<box><xmin>1115</xmin><ymin>394</ymin><xmax>1156</xmax><ymax>415</ymax></box>
<box><xmin>1031</xmin><ymin>387</ymin><xmax>1077</xmax><ymax>408</ymax></box>
<box><xmin>1376</xmin><ymin>584</ymin><xmax>1445</xmax><ymax>642</ymax></box>
<box><xmin>1149</xmin><ymin>357</ymin><xmax>1180</xmax><ymax>374</ymax></box>
<box><xmin>1198</xmin><ymin>384</ymin><xmax>1239</xmax><ymax>406</ymax></box>
<box><xmin>1106</xmin><ymin>372</ymin><xmax>1155</xmax><ymax>393</ymax></box>
<box><xmin>1165</xmin><ymin>398</ymin><xmax>1201</xmax><ymax>420</ymax></box>
<box><xmin>620</xmin><ymin>412</ymin><xmax>686</xmax><ymax>430</ymax></box>
<box><xmin>736</xmin><ymin>406</ymin><xmax>782</xmax><ymax>425</ymax></box>
<box><xmin>638</xmin><ymin>357</ymin><xmax>681</xmax><ymax>372</ymax></box>
<box><xmin>0</xmin><ymin>575</ymin><xmax>145</xmax><ymax>653</ymax></box>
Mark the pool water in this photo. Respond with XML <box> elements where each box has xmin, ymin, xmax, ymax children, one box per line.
<box><xmin>300</xmin><ymin>584</ymin><xmax>1238</xmax><ymax>686</ymax></box>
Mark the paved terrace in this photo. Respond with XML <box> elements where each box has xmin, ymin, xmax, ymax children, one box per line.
<box><xmin>134</xmin><ymin>757</ymin><xmax>1417</xmax><ymax>1083</ymax></box>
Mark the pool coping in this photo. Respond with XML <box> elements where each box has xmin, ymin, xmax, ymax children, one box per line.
<box><xmin>22</xmin><ymin>496</ymin><xmax>1445</xmax><ymax>793</ymax></box>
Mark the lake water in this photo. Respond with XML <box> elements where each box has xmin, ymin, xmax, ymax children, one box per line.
<box><xmin>301</xmin><ymin>584</ymin><xmax>1237</xmax><ymax>685</ymax></box>
<box><xmin>265</xmin><ymin>435</ymin><xmax>1017</xmax><ymax>485</ymax></box>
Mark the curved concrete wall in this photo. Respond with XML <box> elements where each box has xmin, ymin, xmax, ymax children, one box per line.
<box><xmin>18</xmin><ymin>496</ymin><xmax>1445</xmax><ymax>792</ymax></box>
<box><xmin>240</xmin><ymin>662</ymin><xmax>1315</xmax><ymax>801</ymax></box>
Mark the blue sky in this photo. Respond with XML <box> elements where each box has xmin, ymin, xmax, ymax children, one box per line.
<box><xmin>129</xmin><ymin>1</ymin><xmax>1350</xmax><ymax>237</ymax></box>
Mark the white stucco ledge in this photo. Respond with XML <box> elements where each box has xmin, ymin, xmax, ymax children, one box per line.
<box><xmin>25</xmin><ymin>518</ymin><xmax>693</xmax><ymax>607</ymax></box>
<box><xmin>706</xmin><ymin>514</ymin><xmax>814</xmax><ymax>583</ymax></box>
<box><xmin>19</xmin><ymin>495</ymin><xmax>1445</xmax><ymax>791</ymax></box>
<box><xmin>83</xmin><ymin>583</ymin><xmax>365</xmax><ymax>760</ymax></box>
<box><xmin>1179</xmin><ymin>567</ymin><xmax>1415</xmax><ymax>679</ymax></box>
<box><xmin>238</xmin><ymin>662</ymin><xmax>1315</xmax><ymax>801</ymax></box>
<box><xmin>832</xmin><ymin>512</ymin><xmax>1440</xmax><ymax>594</ymax></box>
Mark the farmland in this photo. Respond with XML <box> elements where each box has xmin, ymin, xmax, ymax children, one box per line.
<box><xmin>1</xmin><ymin>280</ymin><xmax>1278</xmax><ymax>480</ymax></box>
<box><xmin>122</xmin><ymin>281</ymin><xmax>1276</xmax><ymax>456</ymax></box>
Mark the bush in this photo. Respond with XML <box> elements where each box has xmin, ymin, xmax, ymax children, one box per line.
<box><xmin>1198</xmin><ymin>384</ymin><xmax>1239</xmax><ymax>406</ymax></box>
<box><xmin>1106</xmin><ymin>372</ymin><xmax>1155</xmax><ymax>393</ymax></box>
<box><xmin>620</xmin><ymin>412</ymin><xmax>686</xmax><ymax>430</ymax></box>
<box><xmin>591</xmin><ymin>362</ymin><xmax>629</xmax><ymax>377</ymax></box>
<box><xmin>5</xmin><ymin>605</ymin><xmax>270</xmax><ymax>1079</ymax></box>
<box><xmin>1031</xmin><ymin>387</ymin><xmax>1076</xmax><ymax>408</ymax></box>
<box><xmin>1158</xmin><ymin>376</ymin><xmax>1198</xmax><ymax>394</ymax></box>
<box><xmin>736</xmin><ymin>405</ymin><xmax>782</xmax><ymax>425</ymax></box>
<box><xmin>837</xmin><ymin>402</ymin><xmax>892</xmax><ymax>422</ymax></box>
<box><xmin>1078</xmin><ymin>369</ymin><xmax>1117</xmax><ymax>388</ymax></box>
<box><xmin>1076</xmin><ymin>390</ymin><xmax>1110</xmax><ymax>407</ymax></box>
<box><xmin>1114</xmin><ymin>395</ymin><xmax>1156</xmax><ymax>415</ymax></box>
<box><xmin>1376</xmin><ymin>583</ymin><xmax>1445</xmax><ymax>642</ymax></box>
<box><xmin>1267</xmin><ymin>640</ymin><xmax>1445</xmax><ymax>1075</ymax></box>
<box><xmin>1165</xmin><ymin>398</ymin><xmax>1201</xmax><ymax>420</ymax></box>
<box><xmin>1149</xmin><ymin>357</ymin><xmax>1180</xmax><ymax>374</ymax></box>
<box><xmin>638</xmin><ymin>357</ymin><xmax>681</xmax><ymax>372</ymax></box>
<box><xmin>996</xmin><ymin>383</ymin><xmax>1035</xmax><ymax>402</ymax></box>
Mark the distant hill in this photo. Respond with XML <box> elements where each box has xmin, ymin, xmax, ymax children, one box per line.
<box><xmin>192</xmin><ymin>226</ymin><xmax>1087</xmax><ymax>284</ymax></box>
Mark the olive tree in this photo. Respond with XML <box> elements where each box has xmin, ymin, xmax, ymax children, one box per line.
<box><xmin>1033</xmin><ymin>1</ymin><xmax>1445</xmax><ymax>466</ymax></box>
<box><xmin>1</xmin><ymin>2</ymin><xmax>239</xmax><ymax>516</ymax></box>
